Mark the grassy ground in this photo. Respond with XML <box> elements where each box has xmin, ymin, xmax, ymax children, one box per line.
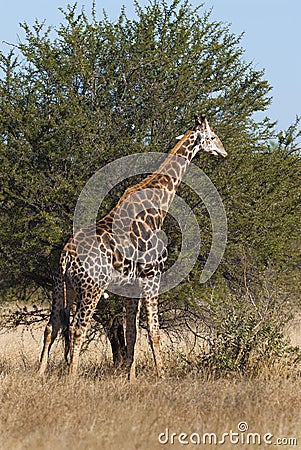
<box><xmin>0</xmin><ymin>324</ymin><xmax>301</xmax><ymax>450</ymax></box>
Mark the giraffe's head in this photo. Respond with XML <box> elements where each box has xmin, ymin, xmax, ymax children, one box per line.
<box><xmin>192</xmin><ymin>114</ymin><xmax>227</xmax><ymax>158</ymax></box>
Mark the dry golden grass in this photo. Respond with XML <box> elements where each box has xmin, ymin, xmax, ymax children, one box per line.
<box><xmin>0</xmin><ymin>324</ymin><xmax>301</xmax><ymax>450</ymax></box>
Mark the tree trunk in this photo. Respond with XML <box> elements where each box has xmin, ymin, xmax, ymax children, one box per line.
<box><xmin>106</xmin><ymin>315</ymin><xmax>127</xmax><ymax>367</ymax></box>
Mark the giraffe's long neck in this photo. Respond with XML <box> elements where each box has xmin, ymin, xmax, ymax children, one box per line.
<box><xmin>137</xmin><ymin>129</ymin><xmax>195</xmax><ymax>214</ymax></box>
<box><xmin>106</xmin><ymin>130</ymin><xmax>195</xmax><ymax>234</ymax></box>
<box><xmin>108</xmin><ymin>129</ymin><xmax>196</xmax><ymax>229</ymax></box>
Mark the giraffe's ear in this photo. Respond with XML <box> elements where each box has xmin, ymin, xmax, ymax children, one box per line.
<box><xmin>176</xmin><ymin>134</ymin><xmax>184</xmax><ymax>140</ymax></box>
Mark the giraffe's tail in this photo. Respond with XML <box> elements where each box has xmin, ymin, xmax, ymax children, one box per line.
<box><xmin>61</xmin><ymin>307</ymin><xmax>70</xmax><ymax>364</ymax></box>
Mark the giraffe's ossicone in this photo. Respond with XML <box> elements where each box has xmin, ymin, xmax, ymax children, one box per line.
<box><xmin>39</xmin><ymin>114</ymin><xmax>226</xmax><ymax>379</ymax></box>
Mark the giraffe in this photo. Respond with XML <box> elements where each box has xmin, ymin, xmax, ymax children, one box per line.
<box><xmin>39</xmin><ymin>114</ymin><xmax>227</xmax><ymax>379</ymax></box>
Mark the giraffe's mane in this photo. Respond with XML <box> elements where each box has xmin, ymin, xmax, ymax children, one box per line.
<box><xmin>114</xmin><ymin>128</ymin><xmax>193</xmax><ymax>206</ymax></box>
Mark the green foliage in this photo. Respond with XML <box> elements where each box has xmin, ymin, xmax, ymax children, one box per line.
<box><xmin>198</xmin><ymin>289</ymin><xmax>300</xmax><ymax>375</ymax></box>
<box><xmin>0</xmin><ymin>0</ymin><xmax>276</xmax><ymax>290</ymax></box>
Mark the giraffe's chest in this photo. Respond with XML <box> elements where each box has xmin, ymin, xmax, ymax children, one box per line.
<box><xmin>111</xmin><ymin>229</ymin><xmax>167</xmax><ymax>273</ymax></box>
<box><xmin>110</xmin><ymin>240</ymin><xmax>167</xmax><ymax>287</ymax></box>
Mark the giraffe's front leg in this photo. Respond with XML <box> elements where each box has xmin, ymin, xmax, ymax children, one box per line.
<box><xmin>125</xmin><ymin>298</ymin><xmax>140</xmax><ymax>381</ymax></box>
<box><xmin>138</xmin><ymin>268</ymin><xmax>164</xmax><ymax>378</ymax></box>
<box><xmin>144</xmin><ymin>295</ymin><xmax>164</xmax><ymax>379</ymax></box>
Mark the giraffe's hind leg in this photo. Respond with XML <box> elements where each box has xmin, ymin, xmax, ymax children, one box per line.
<box><xmin>39</xmin><ymin>319</ymin><xmax>59</xmax><ymax>375</ymax></box>
<box><xmin>68</xmin><ymin>287</ymin><xmax>105</xmax><ymax>377</ymax></box>
<box><xmin>62</xmin><ymin>286</ymin><xmax>78</xmax><ymax>365</ymax></box>
<box><xmin>39</xmin><ymin>274</ymin><xmax>65</xmax><ymax>375</ymax></box>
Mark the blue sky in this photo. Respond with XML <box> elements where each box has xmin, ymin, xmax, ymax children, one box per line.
<box><xmin>1</xmin><ymin>0</ymin><xmax>300</xmax><ymax>131</ymax></box>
